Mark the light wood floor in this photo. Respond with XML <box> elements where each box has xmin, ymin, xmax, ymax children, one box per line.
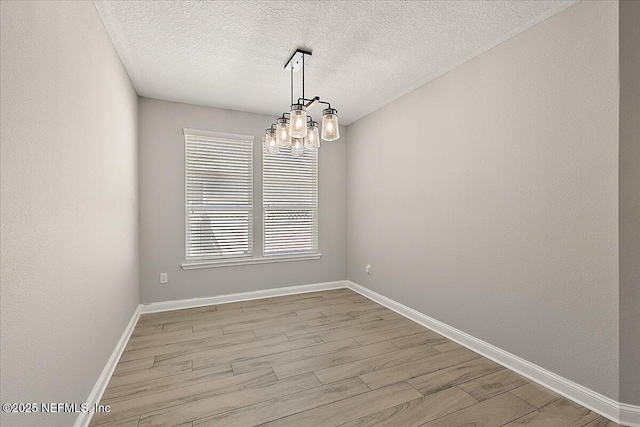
<box><xmin>90</xmin><ymin>289</ymin><xmax>618</xmax><ymax>427</ymax></box>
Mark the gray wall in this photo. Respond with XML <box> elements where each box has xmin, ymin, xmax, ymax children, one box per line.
<box><xmin>0</xmin><ymin>1</ymin><xmax>139</xmax><ymax>426</ymax></box>
<box><xmin>139</xmin><ymin>98</ymin><xmax>347</xmax><ymax>303</ymax></box>
<box><xmin>619</xmin><ymin>0</ymin><xmax>640</xmax><ymax>407</ymax></box>
<box><xmin>346</xmin><ymin>0</ymin><xmax>620</xmax><ymax>401</ymax></box>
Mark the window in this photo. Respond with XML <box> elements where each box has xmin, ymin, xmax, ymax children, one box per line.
<box><xmin>263</xmin><ymin>146</ymin><xmax>318</xmax><ymax>256</ymax></box>
<box><xmin>184</xmin><ymin>129</ymin><xmax>253</xmax><ymax>261</ymax></box>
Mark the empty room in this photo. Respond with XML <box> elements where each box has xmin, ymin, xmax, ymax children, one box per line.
<box><xmin>1</xmin><ymin>0</ymin><xmax>638</xmax><ymax>426</ymax></box>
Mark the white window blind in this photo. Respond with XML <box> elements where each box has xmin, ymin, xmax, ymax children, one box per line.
<box><xmin>184</xmin><ymin>129</ymin><xmax>253</xmax><ymax>260</ymax></box>
<box><xmin>263</xmin><ymin>146</ymin><xmax>318</xmax><ymax>256</ymax></box>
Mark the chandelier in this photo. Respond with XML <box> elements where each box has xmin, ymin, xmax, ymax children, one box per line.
<box><xmin>264</xmin><ymin>49</ymin><xmax>340</xmax><ymax>157</ymax></box>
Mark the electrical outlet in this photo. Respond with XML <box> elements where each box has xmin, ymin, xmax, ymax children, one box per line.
<box><xmin>365</xmin><ymin>264</ymin><xmax>372</xmax><ymax>274</ymax></box>
<box><xmin>160</xmin><ymin>273</ymin><xmax>168</xmax><ymax>284</ymax></box>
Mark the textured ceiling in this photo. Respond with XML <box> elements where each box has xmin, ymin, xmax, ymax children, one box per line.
<box><xmin>93</xmin><ymin>0</ymin><xmax>578</xmax><ymax>125</ymax></box>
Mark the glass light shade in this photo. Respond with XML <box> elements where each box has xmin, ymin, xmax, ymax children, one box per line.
<box><xmin>289</xmin><ymin>104</ymin><xmax>307</xmax><ymax>138</ymax></box>
<box><xmin>321</xmin><ymin>108</ymin><xmax>340</xmax><ymax>141</ymax></box>
<box><xmin>264</xmin><ymin>130</ymin><xmax>279</xmax><ymax>154</ymax></box>
<box><xmin>291</xmin><ymin>137</ymin><xmax>304</xmax><ymax>157</ymax></box>
<box><xmin>275</xmin><ymin>118</ymin><xmax>291</xmax><ymax>147</ymax></box>
<box><xmin>304</xmin><ymin>121</ymin><xmax>320</xmax><ymax>150</ymax></box>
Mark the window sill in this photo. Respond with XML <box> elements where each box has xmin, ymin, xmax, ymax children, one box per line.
<box><xmin>181</xmin><ymin>253</ymin><xmax>322</xmax><ymax>270</ymax></box>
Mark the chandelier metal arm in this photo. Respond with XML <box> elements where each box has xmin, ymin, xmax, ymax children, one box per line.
<box><xmin>297</xmin><ymin>96</ymin><xmax>332</xmax><ymax>110</ymax></box>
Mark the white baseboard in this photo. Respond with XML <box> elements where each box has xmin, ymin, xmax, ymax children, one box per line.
<box><xmin>346</xmin><ymin>280</ymin><xmax>639</xmax><ymax>427</ymax></box>
<box><xmin>75</xmin><ymin>304</ymin><xmax>143</xmax><ymax>427</ymax></box>
<box><xmin>77</xmin><ymin>279</ymin><xmax>639</xmax><ymax>427</ymax></box>
<box><xmin>621</xmin><ymin>403</ymin><xmax>640</xmax><ymax>427</ymax></box>
<box><xmin>139</xmin><ymin>280</ymin><xmax>348</xmax><ymax>314</ymax></box>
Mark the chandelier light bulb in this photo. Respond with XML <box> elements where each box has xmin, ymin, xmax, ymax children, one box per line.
<box><xmin>289</xmin><ymin>104</ymin><xmax>308</xmax><ymax>139</ymax></box>
<box><xmin>321</xmin><ymin>108</ymin><xmax>339</xmax><ymax>141</ymax></box>
<box><xmin>275</xmin><ymin>117</ymin><xmax>291</xmax><ymax>147</ymax></box>
<box><xmin>265</xmin><ymin>129</ymin><xmax>279</xmax><ymax>154</ymax></box>
<box><xmin>291</xmin><ymin>137</ymin><xmax>304</xmax><ymax>157</ymax></box>
<box><xmin>305</xmin><ymin>121</ymin><xmax>320</xmax><ymax>150</ymax></box>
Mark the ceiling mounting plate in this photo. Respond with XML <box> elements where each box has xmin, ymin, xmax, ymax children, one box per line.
<box><xmin>284</xmin><ymin>49</ymin><xmax>312</xmax><ymax>72</ymax></box>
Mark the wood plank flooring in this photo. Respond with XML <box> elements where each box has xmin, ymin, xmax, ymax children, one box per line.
<box><xmin>90</xmin><ymin>289</ymin><xmax>618</xmax><ymax>427</ymax></box>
